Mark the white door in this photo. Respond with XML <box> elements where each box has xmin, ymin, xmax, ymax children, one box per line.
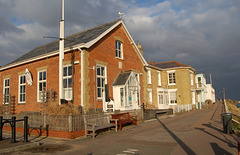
<box><xmin>158</xmin><ymin>92</ymin><xmax>169</xmax><ymax>109</ymax></box>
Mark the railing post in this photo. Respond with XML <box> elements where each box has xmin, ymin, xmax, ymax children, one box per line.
<box><xmin>0</xmin><ymin>116</ymin><xmax>2</xmax><ymax>140</ymax></box>
<box><xmin>43</xmin><ymin>114</ymin><xmax>47</xmax><ymax>128</ymax></box>
<box><xmin>11</xmin><ymin>116</ymin><xmax>16</xmax><ymax>143</ymax></box>
<box><xmin>23</xmin><ymin>116</ymin><xmax>28</xmax><ymax>143</ymax></box>
<box><xmin>69</xmin><ymin>113</ymin><xmax>73</xmax><ymax>132</ymax></box>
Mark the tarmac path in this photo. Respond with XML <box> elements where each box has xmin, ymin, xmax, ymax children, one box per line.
<box><xmin>59</xmin><ymin>101</ymin><xmax>237</xmax><ymax>155</ymax></box>
<box><xmin>2</xmin><ymin>101</ymin><xmax>238</xmax><ymax>155</ymax></box>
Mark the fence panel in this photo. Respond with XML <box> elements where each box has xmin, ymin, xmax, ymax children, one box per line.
<box><xmin>0</xmin><ymin>114</ymin><xmax>85</xmax><ymax>132</ymax></box>
<box><xmin>172</xmin><ymin>104</ymin><xmax>192</xmax><ymax>113</ymax></box>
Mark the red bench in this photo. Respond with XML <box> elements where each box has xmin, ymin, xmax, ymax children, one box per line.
<box><xmin>111</xmin><ymin>112</ymin><xmax>137</xmax><ymax>130</ymax></box>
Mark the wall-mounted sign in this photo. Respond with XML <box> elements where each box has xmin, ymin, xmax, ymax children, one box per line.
<box><xmin>25</xmin><ymin>69</ymin><xmax>33</xmax><ymax>86</ymax></box>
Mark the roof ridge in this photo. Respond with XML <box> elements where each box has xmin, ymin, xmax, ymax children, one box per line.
<box><xmin>155</xmin><ymin>61</ymin><xmax>176</xmax><ymax>64</ymax></box>
<box><xmin>20</xmin><ymin>19</ymin><xmax>122</xmax><ymax>55</ymax></box>
<box><xmin>66</xmin><ymin>19</ymin><xmax>121</xmax><ymax>40</ymax></box>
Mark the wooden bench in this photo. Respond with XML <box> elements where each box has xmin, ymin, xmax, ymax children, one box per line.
<box><xmin>84</xmin><ymin>115</ymin><xmax>118</xmax><ymax>139</ymax></box>
<box><xmin>111</xmin><ymin>112</ymin><xmax>137</xmax><ymax>131</ymax></box>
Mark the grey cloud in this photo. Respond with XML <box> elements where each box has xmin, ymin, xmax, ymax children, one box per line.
<box><xmin>0</xmin><ymin>0</ymin><xmax>239</xmax><ymax>100</ymax></box>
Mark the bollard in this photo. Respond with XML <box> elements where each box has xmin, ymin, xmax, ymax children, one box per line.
<box><xmin>11</xmin><ymin>116</ymin><xmax>16</xmax><ymax>143</ymax></box>
<box><xmin>0</xmin><ymin>116</ymin><xmax>2</xmax><ymax>141</ymax></box>
<box><xmin>23</xmin><ymin>116</ymin><xmax>28</xmax><ymax>143</ymax></box>
<box><xmin>143</xmin><ymin>103</ymin><xmax>145</xmax><ymax>112</ymax></box>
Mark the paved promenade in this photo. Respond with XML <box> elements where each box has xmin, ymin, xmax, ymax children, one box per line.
<box><xmin>0</xmin><ymin>101</ymin><xmax>238</xmax><ymax>154</ymax></box>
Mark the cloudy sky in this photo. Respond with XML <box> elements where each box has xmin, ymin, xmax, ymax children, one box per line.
<box><xmin>0</xmin><ymin>0</ymin><xmax>239</xmax><ymax>100</ymax></box>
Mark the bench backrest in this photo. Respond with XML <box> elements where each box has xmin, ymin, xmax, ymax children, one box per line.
<box><xmin>111</xmin><ymin>112</ymin><xmax>130</xmax><ymax>121</ymax></box>
<box><xmin>84</xmin><ymin>115</ymin><xmax>110</xmax><ymax>126</ymax></box>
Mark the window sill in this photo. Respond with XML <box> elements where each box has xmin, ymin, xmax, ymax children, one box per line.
<box><xmin>168</xmin><ymin>84</ymin><xmax>176</xmax><ymax>86</ymax></box>
<box><xmin>169</xmin><ymin>103</ymin><xmax>177</xmax><ymax>105</ymax></box>
<box><xmin>97</xmin><ymin>99</ymin><xmax>103</xmax><ymax>102</ymax></box>
<box><xmin>115</xmin><ymin>57</ymin><xmax>124</xmax><ymax>61</ymax></box>
<box><xmin>18</xmin><ymin>102</ymin><xmax>26</xmax><ymax>105</ymax></box>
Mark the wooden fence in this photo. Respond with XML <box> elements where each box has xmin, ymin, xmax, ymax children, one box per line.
<box><xmin>0</xmin><ymin>114</ymin><xmax>85</xmax><ymax>132</ymax></box>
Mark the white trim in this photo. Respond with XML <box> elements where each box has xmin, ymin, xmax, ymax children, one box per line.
<box><xmin>167</xmin><ymin>71</ymin><xmax>176</xmax><ymax>85</ymax></box>
<box><xmin>147</xmin><ymin>89</ymin><xmax>152</xmax><ymax>104</ymax></box>
<box><xmin>96</xmin><ymin>64</ymin><xmax>107</xmax><ymax>100</ymax></box>
<box><xmin>37</xmin><ymin>70</ymin><xmax>47</xmax><ymax>102</ymax></box>
<box><xmin>84</xmin><ymin>21</ymin><xmax>122</xmax><ymax>48</ymax></box>
<box><xmin>168</xmin><ymin>89</ymin><xmax>177</xmax><ymax>105</ymax></box>
<box><xmin>63</xmin><ymin>64</ymin><xmax>73</xmax><ymax>101</ymax></box>
<box><xmin>190</xmin><ymin>71</ymin><xmax>194</xmax><ymax>86</ymax></box>
<box><xmin>3</xmin><ymin>78</ymin><xmax>10</xmax><ymax>104</ymax></box>
<box><xmin>157</xmin><ymin>71</ymin><xmax>161</xmax><ymax>86</ymax></box>
<box><xmin>146</xmin><ymin>68</ymin><xmax>151</xmax><ymax>84</ymax></box>
<box><xmin>0</xmin><ymin>20</ymin><xmax>149</xmax><ymax>71</ymax></box>
<box><xmin>18</xmin><ymin>74</ymin><xmax>26</xmax><ymax>104</ymax></box>
<box><xmin>167</xmin><ymin>70</ymin><xmax>176</xmax><ymax>73</ymax></box>
<box><xmin>120</xmin><ymin>21</ymin><xmax>148</xmax><ymax>66</ymax></box>
<box><xmin>115</xmin><ymin>40</ymin><xmax>123</xmax><ymax>59</ymax></box>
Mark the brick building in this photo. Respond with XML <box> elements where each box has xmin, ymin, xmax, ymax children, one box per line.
<box><xmin>0</xmin><ymin>19</ymin><xmax>148</xmax><ymax>114</ymax></box>
<box><xmin>144</xmin><ymin>61</ymin><xmax>197</xmax><ymax>112</ymax></box>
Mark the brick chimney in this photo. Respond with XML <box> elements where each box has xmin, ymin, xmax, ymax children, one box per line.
<box><xmin>137</xmin><ymin>44</ymin><xmax>143</xmax><ymax>55</ymax></box>
<box><xmin>150</xmin><ymin>61</ymin><xmax>155</xmax><ymax>65</ymax></box>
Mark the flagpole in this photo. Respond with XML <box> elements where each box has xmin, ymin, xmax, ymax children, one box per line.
<box><xmin>59</xmin><ymin>0</ymin><xmax>64</xmax><ymax>104</ymax></box>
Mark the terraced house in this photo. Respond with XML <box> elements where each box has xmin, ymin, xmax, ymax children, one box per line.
<box><xmin>144</xmin><ymin>61</ymin><xmax>197</xmax><ymax>112</ymax></box>
<box><xmin>0</xmin><ymin>19</ymin><xmax>148</xmax><ymax>114</ymax></box>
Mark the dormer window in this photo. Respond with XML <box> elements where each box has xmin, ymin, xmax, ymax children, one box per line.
<box><xmin>116</xmin><ymin>40</ymin><xmax>123</xmax><ymax>59</ymax></box>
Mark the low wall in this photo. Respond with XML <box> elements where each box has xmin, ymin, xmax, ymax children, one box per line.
<box><xmin>2</xmin><ymin>126</ymin><xmax>85</xmax><ymax>139</ymax></box>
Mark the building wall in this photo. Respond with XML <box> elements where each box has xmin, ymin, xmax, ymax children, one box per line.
<box><xmin>86</xmin><ymin>25</ymin><xmax>145</xmax><ymax>112</ymax></box>
<box><xmin>142</xmin><ymin>67</ymin><xmax>162</xmax><ymax>109</ymax></box>
<box><xmin>0</xmin><ymin>50</ymin><xmax>82</xmax><ymax>114</ymax></box>
<box><xmin>161</xmin><ymin>68</ymin><xmax>196</xmax><ymax>106</ymax></box>
<box><xmin>0</xmin><ymin>25</ymin><xmax>145</xmax><ymax>114</ymax></box>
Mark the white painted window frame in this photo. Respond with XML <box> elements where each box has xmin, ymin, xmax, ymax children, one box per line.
<box><xmin>96</xmin><ymin>65</ymin><xmax>107</xmax><ymax>100</ymax></box>
<box><xmin>167</xmin><ymin>70</ymin><xmax>176</xmax><ymax>85</ymax></box>
<box><xmin>18</xmin><ymin>75</ymin><xmax>26</xmax><ymax>103</ymax></box>
<box><xmin>168</xmin><ymin>89</ymin><xmax>177</xmax><ymax>105</ymax></box>
<box><xmin>190</xmin><ymin>71</ymin><xmax>194</xmax><ymax>85</ymax></box>
<box><xmin>158</xmin><ymin>71</ymin><xmax>161</xmax><ymax>86</ymax></box>
<box><xmin>115</xmin><ymin>40</ymin><xmax>123</xmax><ymax>59</ymax></box>
<box><xmin>37</xmin><ymin>70</ymin><xmax>47</xmax><ymax>102</ymax></box>
<box><xmin>147</xmin><ymin>68</ymin><xmax>151</xmax><ymax>84</ymax></box>
<box><xmin>63</xmin><ymin>65</ymin><xmax>73</xmax><ymax>101</ymax></box>
<box><xmin>3</xmin><ymin>78</ymin><xmax>10</xmax><ymax>104</ymax></box>
<box><xmin>147</xmin><ymin>88</ymin><xmax>152</xmax><ymax>104</ymax></box>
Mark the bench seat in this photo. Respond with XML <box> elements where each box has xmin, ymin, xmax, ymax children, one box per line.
<box><xmin>111</xmin><ymin>112</ymin><xmax>137</xmax><ymax>130</ymax></box>
<box><xmin>84</xmin><ymin>115</ymin><xmax>118</xmax><ymax>139</ymax></box>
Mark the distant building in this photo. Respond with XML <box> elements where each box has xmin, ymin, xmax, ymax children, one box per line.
<box><xmin>145</xmin><ymin>61</ymin><xmax>197</xmax><ymax>112</ymax></box>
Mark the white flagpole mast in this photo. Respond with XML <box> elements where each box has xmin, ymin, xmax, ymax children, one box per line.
<box><xmin>59</xmin><ymin>0</ymin><xmax>64</xmax><ymax>104</ymax></box>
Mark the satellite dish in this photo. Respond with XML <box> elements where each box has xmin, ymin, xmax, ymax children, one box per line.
<box><xmin>25</xmin><ymin>69</ymin><xmax>33</xmax><ymax>86</ymax></box>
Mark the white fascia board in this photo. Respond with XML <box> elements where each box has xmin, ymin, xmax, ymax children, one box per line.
<box><xmin>120</xmin><ymin>22</ymin><xmax>148</xmax><ymax>66</ymax></box>
<box><xmin>0</xmin><ymin>45</ymin><xmax>85</xmax><ymax>71</ymax></box>
<box><xmin>84</xmin><ymin>21</ymin><xmax>122</xmax><ymax>48</ymax></box>
<box><xmin>163</xmin><ymin>67</ymin><xmax>195</xmax><ymax>71</ymax></box>
<box><xmin>147</xmin><ymin>64</ymin><xmax>163</xmax><ymax>71</ymax></box>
